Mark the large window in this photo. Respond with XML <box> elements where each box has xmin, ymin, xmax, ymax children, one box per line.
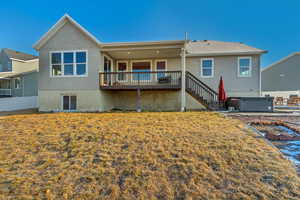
<box><xmin>50</xmin><ymin>51</ymin><xmax>87</xmax><ymax>77</ymax></box>
<box><xmin>201</xmin><ymin>58</ymin><xmax>214</xmax><ymax>77</ymax></box>
<box><xmin>62</xmin><ymin>95</ymin><xmax>77</xmax><ymax>110</ymax></box>
<box><xmin>117</xmin><ymin>61</ymin><xmax>127</xmax><ymax>81</ymax></box>
<box><xmin>238</xmin><ymin>57</ymin><xmax>251</xmax><ymax>77</ymax></box>
<box><xmin>155</xmin><ymin>60</ymin><xmax>167</xmax><ymax>80</ymax></box>
<box><xmin>132</xmin><ymin>61</ymin><xmax>151</xmax><ymax>81</ymax></box>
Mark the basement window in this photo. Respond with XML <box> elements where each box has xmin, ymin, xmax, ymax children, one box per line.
<box><xmin>62</xmin><ymin>95</ymin><xmax>77</xmax><ymax>111</ymax></box>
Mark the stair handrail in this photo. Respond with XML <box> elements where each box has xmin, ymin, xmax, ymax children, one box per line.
<box><xmin>186</xmin><ymin>71</ymin><xmax>218</xmax><ymax>96</ymax></box>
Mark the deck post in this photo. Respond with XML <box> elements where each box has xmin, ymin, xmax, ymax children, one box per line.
<box><xmin>181</xmin><ymin>47</ymin><xmax>186</xmax><ymax>112</ymax></box>
<box><xmin>136</xmin><ymin>88</ymin><xmax>141</xmax><ymax>112</ymax></box>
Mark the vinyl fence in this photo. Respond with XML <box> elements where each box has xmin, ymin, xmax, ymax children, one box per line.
<box><xmin>0</xmin><ymin>96</ymin><xmax>38</xmax><ymax>112</ymax></box>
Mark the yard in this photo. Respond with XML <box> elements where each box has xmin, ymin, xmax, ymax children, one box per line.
<box><xmin>0</xmin><ymin>112</ymin><xmax>299</xmax><ymax>199</ymax></box>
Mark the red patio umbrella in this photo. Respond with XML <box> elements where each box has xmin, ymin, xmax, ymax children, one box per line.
<box><xmin>218</xmin><ymin>76</ymin><xmax>227</xmax><ymax>103</ymax></box>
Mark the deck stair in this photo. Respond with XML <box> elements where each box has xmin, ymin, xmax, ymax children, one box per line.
<box><xmin>186</xmin><ymin>71</ymin><xmax>219</xmax><ymax>110</ymax></box>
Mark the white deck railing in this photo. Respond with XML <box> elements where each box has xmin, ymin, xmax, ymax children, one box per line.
<box><xmin>0</xmin><ymin>89</ymin><xmax>12</xmax><ymax>96</ymax></box>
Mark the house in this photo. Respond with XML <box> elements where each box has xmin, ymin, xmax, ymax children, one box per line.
<box><xmin>33</xmin><ymin>14</ymin><xmax>266</xmax><ymax>112</ymax></box>
<box><xmin>0</xmin><ymin>48</ymin><xmax>39</xmax><ymax>97</ymax></box>
<box><xmin>262</xmin><ymin>52</ymin><xmax>300</xmax><ymax>98</ymax></box>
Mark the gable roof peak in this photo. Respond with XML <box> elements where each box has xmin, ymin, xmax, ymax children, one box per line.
<box><xmin>33</xmin><ymin>14</ymin><xmax>101</xmax><ymax>50</ymax></box>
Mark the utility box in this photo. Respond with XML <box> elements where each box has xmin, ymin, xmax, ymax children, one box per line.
<box><xmin>238</xmin><ymin>97</ymin><xmax>274</xmax><ymax>112</ymax></box>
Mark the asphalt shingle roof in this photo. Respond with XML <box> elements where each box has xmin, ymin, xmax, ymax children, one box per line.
<box><xmin>186</xmin><ymin>40</ymin><xmax>266</xmax><ymax>55</ymax></box>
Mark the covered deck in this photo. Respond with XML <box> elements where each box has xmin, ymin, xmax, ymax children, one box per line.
<box><xmin>99</xmin><ymin>40</ymin><xmax>185</xmax><ymax>91</ymax></box>
<box><xmin>0</xmin><ymin>78</ymin><xmax>12</xmax><ymax>97</ymax></box>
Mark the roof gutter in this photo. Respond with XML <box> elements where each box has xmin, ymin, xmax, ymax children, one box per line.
<box><xmin>101</xmin><ymin>40</ymin><xmax>185</xmax><ymax>48</ymax></box>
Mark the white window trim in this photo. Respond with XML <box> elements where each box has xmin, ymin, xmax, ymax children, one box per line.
<box><xmin>49</xmin><ymin>50</ymin><xmax>88</xmax><ymax>78</ymax></box>
<box><xmin>238</xmin><ymin>56</ymin><xmax>252</xmax><ymax>77</ymax></box>
<box><xmin>155</xmin><ymin>59</ymin><xmax>167</xmax><ymax>81</ymax></box>
<box><xmin>14</xmin><ymin>77</ymin><xmax>21</xmax><ymax>89</ymax></box>
<box><xmin>200</xmin><ymin>58</ymin><xmax>214</xmax><ymax>78</ymax></box>
<box><xmin>116</xmin><ymin>60</ymin><xmax>128</xmax><ymax>82</ymax></box>
<box><xmin>131</xmin><ymin>60</ymin><xmax>152</xmax><ymax>82</ymax></box>
<box><xmin>61</xmin><ymin>95</ymin><xmax>77</xmax><ymax>111</ymax></box>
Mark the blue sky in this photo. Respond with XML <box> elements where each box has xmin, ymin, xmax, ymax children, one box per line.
<box><xmin>0</xmin><ymin>0</ymin><xmax>299</xmax><ymax>67</ymax></box>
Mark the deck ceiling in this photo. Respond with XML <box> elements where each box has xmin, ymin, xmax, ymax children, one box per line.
<box><xmin>101</xmin><ymin>42</ymin><xmax>184</xmax><ymax>59</ymax></box>
<box><xmin>103</xmin><ymin>48</ymin><xmax>182</xmax><ymax>59</ymax></box>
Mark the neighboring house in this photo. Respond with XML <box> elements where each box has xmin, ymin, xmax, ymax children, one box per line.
<box><xmin>33</xmin><ymin>14</ymin><xmax>266</xmax><ymax>112</ymax></box>
<box><xmin>0</xmin><ymin>48</ymin><xmax>39</xmax><ymax>97</ymax></box>
<box><xmin>262</xmin><ymin>53</ymin><xmax>300</xmax><ymax>98</ymax></box>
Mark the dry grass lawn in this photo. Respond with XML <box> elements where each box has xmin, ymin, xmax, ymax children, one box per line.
<box><xmin>0</xmin><ymin>112</ymin><xmax>299</xmax><ymax>199</ymax></box>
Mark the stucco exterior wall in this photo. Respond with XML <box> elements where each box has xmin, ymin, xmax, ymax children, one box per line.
<box><xmin>186</xmin><ymin>55</ymin><xmax>260</xmax><ymax>97</ymax></box>
<box><xmin>39</xmin><ymin>21</ymin><xmax>101</xmax><ymax>91</ymax></box>
<box><xmin>38</xmin><ymin>89</ymin><xmax>205</xmax><ymax>112</ymax></box>
<box><xmin>38</xmin><ymin>90</ymin><xmax>114</xmax><ymax>112</ymax></box>
<box><xmin>262</xmin><ymin>54</ymin><xmax>300</xmax><ymax>92</ymax></box>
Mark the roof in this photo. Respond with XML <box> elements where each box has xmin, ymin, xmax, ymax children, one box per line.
<box><xmin>2</xmin><ymin>48</ymin><xmax>38</xmax><ymax>61</ymax></box>
<box><xmin>186</xmin><ymin>40</ymin><xmax>267</xmax><ymax>56</ymax></box>
<box><xmin>0</xmin><ymin>70</ymin><xmax>37</xmax><ymax>79</ymax></box>
<box><xmin>262</xmin><ymin>52</ymin><xmax>300</xmax><ymax>72</ymax></box>
<box><xmin>33</xmin><ymin>14</ymin><xmax>101</xmax><ymax>50</ymax></box>
<box><xmin>33</xmin><ymin>14</ymin><xmax>266</xmax><ymax>56</ymax></box>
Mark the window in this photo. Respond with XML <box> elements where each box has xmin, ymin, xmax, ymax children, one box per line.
<box><xmin>132</xmin><ymin>61</ymin><xmax>151</xmax><ymax>81</ymax></box>
<box><xmin>238</xmin><ymin>57</ymin><xmax>251</xmax><ymax>77</ymax></box>
<box><xmin>155</xmin><ymin>60</ymin><xmax>167</xmax><ymax>80</ymax></box>
<box><xmin>62</xmin><ymin>95</ymin><xmax>77</xmax><ymax>110</ymax></box>
<box><xmin>14</xmin><ymin>77</ymin><xmax>21</xmax><ymax>89</ymax></box>
<box><xmin>117</xmin><ymin>61</ymin><xmax>127</xmax><ymax>81</ymax></box>
<box><xmin>201</xmin><ymin>58</ymin><xmax>214</xmax><ymax>77</ymax></box>
<box><xmin>50</xmin><ymin>51</ymin><xmax>87</xmax><ymax>77</ymax></box>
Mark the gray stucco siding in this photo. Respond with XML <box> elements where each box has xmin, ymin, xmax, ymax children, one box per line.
<box><xmin>38</xmin><ymin>21</ymin><xmax>102</xmax><ymax>91</ymax></box>
<box><xmin>187</xmin><ymin>55</ymin><xmax>260</xmax><ymax>96</ymax></box>
<box><xmin>262</xmin><ymin>54</ymin><xmax>300</xmax><ymax>91</ymax></box>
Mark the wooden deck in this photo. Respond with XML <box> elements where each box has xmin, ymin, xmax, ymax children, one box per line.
<box><xmin>99</xmin><ymin>71</ymin><xmax>182</xmax><ymax>90</ymax></box>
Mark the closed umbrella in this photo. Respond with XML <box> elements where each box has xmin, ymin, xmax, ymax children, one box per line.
<box><xmin>218</xmin><ymin>76</ymin><xmax>227</xmax><ymax>103</ymax></box>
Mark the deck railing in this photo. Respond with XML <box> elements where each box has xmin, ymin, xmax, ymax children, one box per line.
<box><xmin>99</xmin><ymin>71</ymin><xmax>182</xmax><ymax>90</ymax></box>
<box><xmin>186</xmin><ymin>71</ymin><xmax>218</xmax><ymax>109</ymax></box>
<box><xmin>0</xmin><ymin>89</ymin><xmax>12</xmax><ymax>96</ymax></box>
